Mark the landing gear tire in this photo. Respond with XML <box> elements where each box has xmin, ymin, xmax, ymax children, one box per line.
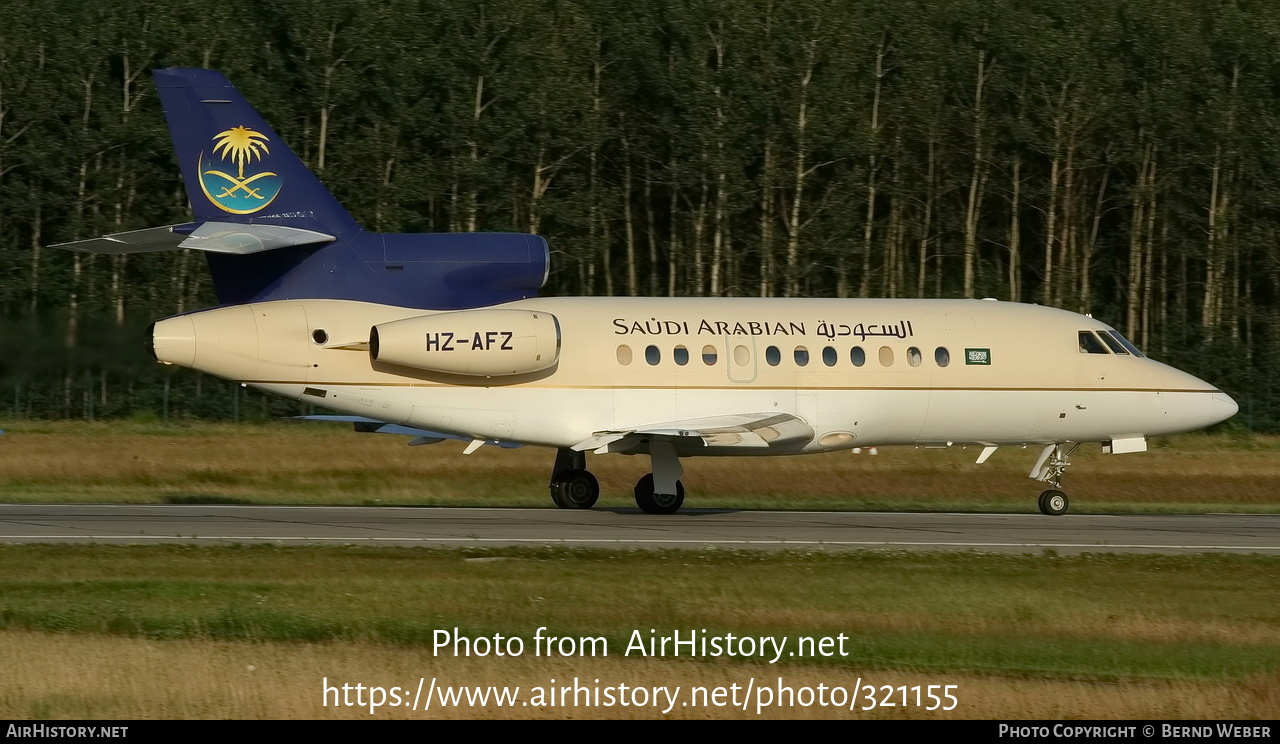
<box><xmin>1037</xmin><ymin>489</ymin><xmax>1069</xmax><ymax>516</ymax></box>
<box><xmin>634</xmin><ymin>473</ymin><xmax>685</xmax><ymax>514</ymax></box>
<box><xmin>550</xmin><ymin>469</ymin><xmax>599</xmax><ymax>509</ymax></box>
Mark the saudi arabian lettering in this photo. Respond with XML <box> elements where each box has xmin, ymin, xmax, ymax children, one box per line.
<box><xmin>425</xmin><ymin>331</ymin><xmax>515</xmax><ymax>352</ymax></box>
<box><xmin>611</xmin><ymin>318</ymin><xmax>915</xmax><ymax>341</ymax></box>
<box><xmin>819</xmin><ymin>320</ymin><xmax>914</xmax><ymax>341</ymax></box>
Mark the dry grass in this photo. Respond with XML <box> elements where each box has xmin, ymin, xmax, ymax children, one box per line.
<box><xmin>0</xmin><ymin>421</ymin><xmax>1276</xmax><ymax>511</ymax></box>
<box><xmin>1</xmin><ymin>630</ymin><xmax>1273</xmax><ymax>719</ymax></box>
<box><xmin>689</xmin><ymin>606</ymin><xmax>1280</xmax><ymax>648</ymax></box>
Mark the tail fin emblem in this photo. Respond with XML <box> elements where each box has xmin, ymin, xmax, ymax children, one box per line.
<box><xmin>198</xmin><ymin>126</ymin><xmax>283</xmax><ymax>214</ymax></box>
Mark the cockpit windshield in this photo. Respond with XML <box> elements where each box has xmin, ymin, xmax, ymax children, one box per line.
<box><xmin>1096</xmin><ymin>331</ymin><xmax>1129</xmax><ymax>354</ymax></box>
<box><xmin>1101</xmin><ymin>329</ymin><xmax>1145</xmax><ymax>357</ymax></box>
<box><xmin>1078</xmin><ymin>331</ymin><xmax>1108</xmax><ymax>354</ymax></box>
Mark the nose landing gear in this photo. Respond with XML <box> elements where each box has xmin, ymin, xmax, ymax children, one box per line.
<box><xmin>1037</xmin><ymin>488</ymin><xmax>1069</xmax><ymax>516</ymax></box>
<box><xmin>1031</xmin><ymin>443</ymin><xmax>1077</xmax><ymax>516</ymax></box>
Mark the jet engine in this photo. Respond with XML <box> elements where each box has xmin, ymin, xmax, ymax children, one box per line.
<box><xmin>369</xmin><ymin>309</ymin><xmax>559</xmax><ymax>377</ymax></box>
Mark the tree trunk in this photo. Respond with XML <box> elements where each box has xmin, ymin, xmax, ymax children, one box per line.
<box><xmin>1042</xmin><ymin>153</ymin><xmax>1061</xmax><ymax>305</ymax></box>
<box><xmin>857</xmin><ymin>34</ymin><xmax>887</xmax><ymax>298</ymax></box>
<box><xmin>917</xmin><ymin>139</ymin><xmax>935</xmax><ymax>299</ymax></box>
<box><xmin>1007</xmin><ymin>155</ymin><xmax>1021</xmax><ymax>301</ymax></box>
<box><xmin>623</xmin><ymin>137</ymin><xmax>637</xmax><ymax>296</ymax></box>
<box><xmin>645</xmin><ymin>161</ymin><xmax>659</xmax><ymax>296</ymax></box>
<box><xmin>963</xmin><ymin>47</ymin><xmax>991</xmax><ymax>298</ymax></box>
<box><xmin>784</xmin><ymin>41</ymin><xmax>816</xmax><ymax>298</ymax></box>
<box><xmin>467</xmin><ymin>74</ymin><xmax>485</xmax><ymax>231</ymax></box>
<box><xmin>1126</xmin><ymin>141</ymin><xmax>1152</xmax><ymax>336</ymax></box>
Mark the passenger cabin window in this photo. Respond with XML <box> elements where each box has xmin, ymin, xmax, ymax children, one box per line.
<box><xmin>734</xmin><ymin>345</ymin><xmax>750</xmax><ymax>366</ymax></box>
<box><xmin>935</xmin><ymin>347</ymin><xmax>950</xmax><ymax>367</ymax></box>
<box><xmin>646</xmin><ymin>345</ymin><xmax>661</xmax><ymax>365</ymax></box>
<box><xmin>765</xmin><ymin>346</ymin><xmax>781</xmax><ymax>366</ymax></box>
<box><xmin>851</xmin><ymin>347</ymin><xmax>866</xmax><ymax>367</ymax></box>
<box><xmin>1096</xmin><ymin>332</ymin><xmax>1129</xmax><ymax>355</ymax></box>
<box><xmin>822</xmin><ymin>346</ymin><xmax>837</xmax><ymax>367</ymax></box>
<box><xmin>879</xmin><ymin>346</ymin><xmax>894</xmax><ymax>367</ymax></box>
<box><xmin>1104</xmin><ymin>330</ymin><xmax>1146</xmax><ymax>357</ymax></box>
<box><xmin>907</xmin><ymin>347</ymin><xmax>922</xmax><ymax>367</ymax></box>
<box><xmin>673</xmin><ymin>345</ymin><xmax>689</xmax><ymax>365</ymax></box>
<box><xmin>794</xmin><ymin>346</ymin><xmax>809</xmax><ymax>366</ymax></box>
<box><xmin>617</xmin><ymin>345</ymin><xmax>633</xmax><ymax>365</ymax></box>
<box><xmin>702</xmin><ymin>345</ymin><xmax>718</xmax><ymax>365</ymax></box>
<box><xmin>1078</xmin><ymin>331</ymin><xmax>1109</xmax><ymax>354</ymax></box>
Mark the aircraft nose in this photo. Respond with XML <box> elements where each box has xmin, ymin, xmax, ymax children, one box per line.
<box><xmin>1171</xmin><ymin>383</ymin><xmax>1238</xmax><ymax>431</ymax></box>
<box><xmin>1152</xmin><ymin>363</ymin><xmax>1238</xmax><ymax>433</ymax></box>
<box><xmin>1211</xmin><ymin>391</ymin><xmax>1239</xmax><ymax>424</ymax></box>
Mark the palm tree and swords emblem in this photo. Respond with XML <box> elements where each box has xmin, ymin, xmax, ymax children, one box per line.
<box><xmin>198</xmin><ymin>125</ymin><xmax>283</xmax><ymax>214</ymax></box>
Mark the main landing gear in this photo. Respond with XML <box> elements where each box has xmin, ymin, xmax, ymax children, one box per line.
<box><xmin>548</xmin><ymin>448</ymin><xmax>599</xmax><ymax>509</ymax></box>
<box><xmin>634</xmin><ymin>473</ymin><xmax>685</xmax><ymax>514</ymax></box>
<box><xmin>547</xmin><ymin>440</ymin><xmax>688</xmax><ymax>514</ymax></box>
<box><xmin>1031</xmin><ymin>443</ymin><xmax>1077</xmax><ymax>516</ymax></box>
<box><xmin>633</xmin><ymin>439</ymin><xmax>685</xmax><ymax>514</ymax></box>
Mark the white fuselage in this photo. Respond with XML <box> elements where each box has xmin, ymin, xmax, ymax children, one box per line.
<box><xmin>151</xmin><ymin>297</ymin><xmax>1237</xmax><ymax>454</ymax></box>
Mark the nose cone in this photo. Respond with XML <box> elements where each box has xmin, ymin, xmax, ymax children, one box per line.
<box><xmin>1155</xmin><ymin>362</ymin><xmax>1239</xmax><ymax>433</ymax></box>
<box><xmin>151</xmin><ymin>315</ymin><xmax>196</xmax><ymax>367</ymax></box>
<box><xmin>1210</xmin><ymin>392</ymin><xmax>1240</xmax><ymax>425</ymax></box>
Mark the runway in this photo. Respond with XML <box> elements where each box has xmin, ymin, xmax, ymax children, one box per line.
<box><xmin>0</xmin><ymin>504</ymin><xmax>1276</xmax><ymax>554</ymax></box>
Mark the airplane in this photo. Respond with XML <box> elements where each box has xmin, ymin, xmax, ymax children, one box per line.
<box><xmin>55</xmin><ymin>68</ymin><xmax>1239</xmax><ymax>516</ymax></box>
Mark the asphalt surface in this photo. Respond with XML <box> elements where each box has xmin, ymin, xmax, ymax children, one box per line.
<box><xmin>0</xmin><ymin>504</ymin><xmax>1276</xmax><ymax>554</ymax></box>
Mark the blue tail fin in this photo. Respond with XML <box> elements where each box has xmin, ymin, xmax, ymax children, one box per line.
<box><xmin>146</xmin><ymin>68</ymin><xmax>547</xmax><ymax>311</ymax></box>
<box><xmin>153</xmin><ymin>68</ymin><xmax>360</xmax><ymax>237</ymax></box>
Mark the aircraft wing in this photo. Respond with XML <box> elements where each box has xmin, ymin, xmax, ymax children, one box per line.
<box><xmin>53</xmin><ymin>222</ymin><xmax>334</xmax><ymax>255</ymax></box>
<box><xmin>572</xmin><ymin>412</ymin><xmax>813</xmax><ymax>452</ymax></box>
<box><xmin>290</xmin><ymin>415</ymin><xmax>523</xmax><ymax>449</ymax></box>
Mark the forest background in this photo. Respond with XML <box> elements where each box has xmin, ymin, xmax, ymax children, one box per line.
<box><xmin>1</xmin><ymin>0</ymin><xmax>1278</xmax><ymax>430</ymax></box>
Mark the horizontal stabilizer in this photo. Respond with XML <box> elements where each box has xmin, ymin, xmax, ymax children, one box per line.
<box><xmin>290</xmin><ymin>415</ymin><xmax>523</xmax><ymax>449</ymax></box>
<box><xmin>573</xmin><ymin>412</ymin><xmax>813</xmax><ymax>452</ymax></box>
<box><xmin>178</xmin><ymin>222</ymin><xmax>335</xmax><ymax>254</ymax></box>
<box><xmin>53</xmin><ymin>225</ymin><xmax>188</xmax><ymax>254</ymax></box>
<box><xmin>54</xmin><ymin>222</ymin><xmax>334</xmax><ymax>256</ymax></box>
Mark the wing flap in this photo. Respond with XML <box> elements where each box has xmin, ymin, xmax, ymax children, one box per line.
<box><xmin>290</xmin><ymin>415</ymin><xmax>522</xmax><ymax>449</ymax></box>
<box><xmin>573</xmin><ymin>412</ymin><xmax>813</xmax><ymax>452</ymax></box>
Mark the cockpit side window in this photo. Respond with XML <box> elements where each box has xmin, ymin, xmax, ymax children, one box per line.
<box><xmin>1078</xmin><ymin>331</ymin><xmax>1109</xmax><ymax>354</ymax></box>
<box><xmin>1095</xmin><ymin>331</ymin><xmax>1129</xmax><ymax>355</ymax></box>
<box><xmin>1103</xmin><ymin>330</ymin><xmax>1146</xmax><ymax>358</ymax></box>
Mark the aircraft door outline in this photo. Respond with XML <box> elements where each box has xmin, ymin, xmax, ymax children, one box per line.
<box><xmin>725</xmin><ymin>336</ymin><xmax>758</xmax><ymax>384</ymax></box>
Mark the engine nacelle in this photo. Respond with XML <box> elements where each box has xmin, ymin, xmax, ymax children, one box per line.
<box><xmin>370</xmin><ymin>309</ymin><xmax>560</xmax><ymax>377</ymax></box>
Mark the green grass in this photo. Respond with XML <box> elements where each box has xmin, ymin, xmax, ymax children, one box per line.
<box><xmin>0</xmin><ymin>544</ymin><xmax>1275</xmax><ymax>683</ymax></box>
